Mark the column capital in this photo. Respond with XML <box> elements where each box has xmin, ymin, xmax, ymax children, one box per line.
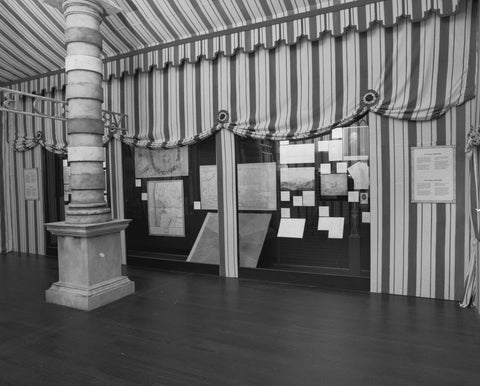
<box><xmin>45</xmin><ymin>0</ymin><xmax>122</xmax><ymax>18</ymax></box>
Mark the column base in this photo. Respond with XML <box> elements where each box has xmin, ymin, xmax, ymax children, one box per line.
<box><xmin>45</xmin><ymin>219</ymin><xmax>134</xmax><ymax>311</ymax></box>
<box><xmin>46</xmin><ymin>276</ymin><xmax>134</xmax><ymax>311</ymax></box>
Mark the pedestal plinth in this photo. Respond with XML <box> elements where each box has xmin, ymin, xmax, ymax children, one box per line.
<box><xmin>45</xmin><ymin>219</ymin><xmax>134</xmax><ymax>311</ymax></box>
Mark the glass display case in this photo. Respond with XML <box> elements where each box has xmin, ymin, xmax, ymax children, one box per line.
<box><xmin>122</xmin><ymin>122</ymin><xmax>370</xmax><ymax>286</ymax></box>
<box><xmin>123</xmin><ymin>136</ymin><xmax>219</xmax><ymax>270</ymax></box>
<box><xmin>235</xmin><ymin>123</ymin><xmax>370</xmax><ymax>278</ymax></box>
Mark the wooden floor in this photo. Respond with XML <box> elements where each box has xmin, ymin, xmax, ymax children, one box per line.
<box><xmin>1</xmin><ymin>253</ymin><xmax>479</xmax><ymax>386</ymax></box>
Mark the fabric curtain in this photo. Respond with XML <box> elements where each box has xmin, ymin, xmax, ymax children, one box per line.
<box><xmin>106</xmin><ymin>0</ymin><xmax>476</xmax><ymax>148</ymax></box>
<box><xmin>0</xmin><ymin>110</ymin><xmax>8</xmax><ymax>253</ymax></box>
<box><xmin>5</xmin><ymin>0</ymin><xmax>475</xmax><ymax>151</ymax></box>
<box><xmin>460</xmin><ymin>129</ymin><xmax>480</xmax><ymax>307</ymax></box>
<box><xmin>103</xmin><ymin>0</ymin><xmax>463</xmax><ymax>78</ymax></box>
<box><xmin>5</xmin><ymin>88</ymin><xmax>67</xmax><ymax>154</ymax></box>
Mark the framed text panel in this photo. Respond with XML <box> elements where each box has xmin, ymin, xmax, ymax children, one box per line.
<box><xmin>411</xmin><ymin>146</ymin><xmax>455</xmax><ymax>203</ymax></box>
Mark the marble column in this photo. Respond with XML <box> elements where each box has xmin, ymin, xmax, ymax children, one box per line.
<box><xmin>45</xmin><ymin>0</ymin><xmax>134</xmax><ymax>310</ymax></box>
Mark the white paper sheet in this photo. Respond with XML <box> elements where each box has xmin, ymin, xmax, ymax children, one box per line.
<box><xmin>336</xmin><ymin>162</ymin><xmax>348</xmax><ymax>174</ymax></box>
<box><xmin>193</xmin><ymin>201</ymin><xmax>201</xmax><ymax>210</ymax></box>
<box><xmin>318</xmin><ymin>206</ymin><xmax>330</xmax><ymax>217</ymax></box>
<box><xmin>320</xmin><ymin>163</ymin><xmax>331</xmax><ymax>175</ymax></box>
<box><xmin>317</xmin><ymin>216</ymin><xmax>345</xmax><ymax>239</ymax></box>
<box><xmin>328</xmin><ymin>217</ymin><xmax>345</xmax><ymax>239</ymax></box>
<box><xmin>141</xmin><ymin>192</ymin><xmax>148</xmax><ymax>201</ymax></box>
<box><xmin>348</xmin><ymin>162</ymin><xmax>370</xmax><ymax>190</ymax></box>
<box><xmin>277</xmin><ymin>218</ymin><xmax>306</xmax><ymax>238</ymax></box>
<box><xmin>280</xmin><ymin>191</ymin><xmax>291</xmax><ymax>202</ymax></box>
<box><xmin>328</xmin><ymin>140</ymin><xmax>343</xmax><ymax>161</ymax></box>
<box><xmin>293</xmin><ymin>196</ymin><xmax>303</xmax><ymax>206</ymax></box>
<box><xmin>317</xmin><ymin>217</ymin><xmax>331</xmax><ymax>231</ymax></box>
<box><xmin>302</xmin><ymin>191</ymin><xmax>315</xmax><ymax>206</ymax></box>
<box><xmin>280</xmin><ymin>143</ymin><xmax>315</xmax><ymax>164</ymax></box>
<box><xmin>362</xmin><ymin>211</ymin><xmax>371</xmax><ymax>223</ymax></box>
<box><xmin>332</xmin><ymin>127</ymin><xmax>343</xmax><ymax>139</ymax></box>
<box><xmin>135</xmin><ymin>179</ymin><xmax>142</xmax><ymax>187</ymax></box>
<box><xmin>317</xmin><ymin>141</ymin><xmax>329</xmax><ymax>152</ymax></box>
<box><xmin>281</xmin><ymin>208</ymin><xmax>291</xmax><ymax>218</ymax></box>
<box><xmin>280</xmin><ymin>140</ymin><xmax>290</xmax><ymax>146</ymax></box>
<box><xmin>348</xmin><ymin>191</ymin><xmax>360</xmax><ymax>202</ymax></box>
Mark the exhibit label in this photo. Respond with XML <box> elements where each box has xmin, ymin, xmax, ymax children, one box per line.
<box><xmin>411</xmin><ymin>146</ymin><xmax>455</xmax><ymax>203</ymax></box>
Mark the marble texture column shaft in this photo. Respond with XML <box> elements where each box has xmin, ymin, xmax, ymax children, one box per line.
<box><xmin>63</xmin><ymin>0</ymin><xmax>110</xmax><ymax>224</ymax></box>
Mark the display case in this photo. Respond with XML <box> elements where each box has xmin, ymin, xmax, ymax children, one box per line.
<box><xmin>123</xmin><ymin>136</ymin><xmax>219</xmax><ymax>271</ymax></box>
<box><xmin>235</xmin><ymin>123</ymin><xmax>371</xmax><ymax>280</ymax></box>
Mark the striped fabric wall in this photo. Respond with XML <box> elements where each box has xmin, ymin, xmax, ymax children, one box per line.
<box><xmin>1</xmin><ymin>111</ymin><xmax>46</xmax><ymax>255</ymax></box>
<box><xmin>369</xmin><ymin>99</ymin><xmax>478</xmax><ymax>301</ymax></box>
<box><xmin>0</xmin><ymin>84</ymin><xmax>66</xmax><ymax>254</ymax></box>
<box><xmin>101</xmin><ymin>2</ymin><xmax>476</xmax><ymax>149</ymax></box>
<box><xmin>103</xmin><ymin>0</ymin><xmax>464</xmax><ymax>77</ymax></box>
<box><xmin>0</xmin><ymin>110</ymin><xmax>6</xmax><ymax>253</ymax></box>
<box><xmin>0</xmin><ymin>0</ymin><xmax>461</xmax><ymax>85</ymax></box>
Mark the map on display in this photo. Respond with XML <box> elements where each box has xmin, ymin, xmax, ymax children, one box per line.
<box><xmin>320</xmin><ymin>174</ymin><xmax>348</xmax><ymax>196</ymax></box>
<box><xmin>147</xmin><ymin>180</ymin><xmax>185</xmax><ymax>237</ymax></box>
<box><xmin>237</xmin><ymin>162</ymin><xmax>277</xmax><ymax>211</ymax></box>
<box><xmin>199</xmin><ymin>165</ymin><xmax>218</xmax><ymax>210</ymax></box>
<box><xmin>135</xmin><ymin>147</ymin><xmax>188</xmax><ymax>178</ymax></box>
<box><xmin>200</xmin><ymin>163</ymin><xmax>277</xmax><ymax>211</ymax></box>
<box><xmin>280</xmin><ymin>167</ymin><xmax>315</xmax><ymax>191</ymax></box>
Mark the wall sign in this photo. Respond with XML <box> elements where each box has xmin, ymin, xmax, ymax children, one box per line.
<box><xmin>411</xmin><ymin>146</ymin><xmax>455</xmax><ymax>203</ymax></box>
<box><xmin>24</xmin><ymin>168</ymin><xmax>39</xmax><ymax>200</ymax></box>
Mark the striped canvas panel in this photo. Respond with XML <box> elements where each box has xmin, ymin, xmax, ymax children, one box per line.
<box><xmin>102</xmin><ymin>0</ymin><xmax>465</xmax><ymax>79</ymax></box>
<box><xmin>369</xmin><ymin>98</ymin><xmax>477</xmax><ymax>301</ymax></box>
<box><xmin>1</xmin><ymin>110</ymin><xmax>46</xmax><ymax>255</ymax></box>
<box><xmin>0</xmin><ymin>0</ymin><xmax>463</xmax><ymax>85</ymax></box>
<box><xmin>102</xmin><ymin>3</ymin><xmax>476</xmax><ymax>149</ymax></box>
<box><xmin>5</xmin><ymin>84</ymin><xmax>67</xmax><ymax>154</ymax></box>
<box><xmin>0</xmin><ymin>110</ymin><xmax>7</xmax><ymax>253</ymax></box>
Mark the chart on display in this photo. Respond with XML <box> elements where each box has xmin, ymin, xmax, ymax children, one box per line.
<box><xmin>237</xmin><ymin>162</ymin><xmax>277</xmax><ymax>210</ymax></box>
<box><xmin>135</xmin><ymin>147</ymin><xmax>189</xmax><ymax>178</ymax></box>
<box><xmin>147</xmin><ymin>180</ymin><xmax>185</xmax><ymax>237</ymax></box>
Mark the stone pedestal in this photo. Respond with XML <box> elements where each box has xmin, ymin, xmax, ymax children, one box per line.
<box><xmin>45</xmin><ymin>220</ymin><xmax>134</xmax><ymax>311</ymax></box>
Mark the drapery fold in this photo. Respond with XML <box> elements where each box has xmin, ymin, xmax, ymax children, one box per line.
<box><xmin>103</xmin><ymin>0</ymin><xmax>463</xmax><ymax>78</ymax></box>
<box><xmin>4</xmin><ymin>0</ymin><xmax>477</xmax><ymax>151</ymax></box>
<box><xmin>460</xmin><ymin>128</ymin><xmax>480</xmax><ymax>307</ymax></box>
<box><xmin>111</xmin><ymin>0</ymin><xmax>476</xmax><ymax>148</ymax></box>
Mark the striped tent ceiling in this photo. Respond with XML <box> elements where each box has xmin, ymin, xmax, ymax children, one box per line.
<box><xmin>0</xmin><ymin>0</ymin><xmax>461</xmax><ymax>86</ymax></box>
<box><xmin>0</xmin><ymin>0</ymin><xmax>359</xmax><ymax>85</ymax></box>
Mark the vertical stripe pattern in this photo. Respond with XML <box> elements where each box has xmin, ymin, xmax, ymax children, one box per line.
<box><xmin>369</xmin><ymin>98</ymin><xmax>476</xmax><ymax>300</ymax></box>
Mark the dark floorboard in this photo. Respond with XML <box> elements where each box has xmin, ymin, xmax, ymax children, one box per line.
<box><xmin>0</xmin><ymin>252</ymin><xmax>479</xmax><ymax>386</ymax></box>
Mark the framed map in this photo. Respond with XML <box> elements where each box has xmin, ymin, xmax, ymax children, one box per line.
<box><xmin>238</xmin><ymin>162</ymin><xmax>277</xmax><ymax>210</ymax></box>
<box><xmin>199</xmin><ymin>165</ymin><xmax>218</xmax><ymax>210</ymax></box>
<box><xmin>320</xmin><ymin>174</ymin><xmax>348</xmax><ymax>196</ymax></box>
<box><xmin>200</xmin><ymin>163</ymin><xmax>277</xmax><ymax>211</ymax></box>
<box><xmin>280</xmin><ymin>167</ymin><xmax>315</xmax><ymax>190</ymax></box>
<box><xmin>187</xmin><ymin>212</ymin><xmax>272</xmax><ymax>267</ymax></box>
<box><xmin>135</xmin><ymin>147</ymin><xmax>188</xmax><ymax>178</ymax></box>
<box><xmin>147</xmin><ymin>180</ymin><xmax>185</xmax><ymax>237</ymax></box>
